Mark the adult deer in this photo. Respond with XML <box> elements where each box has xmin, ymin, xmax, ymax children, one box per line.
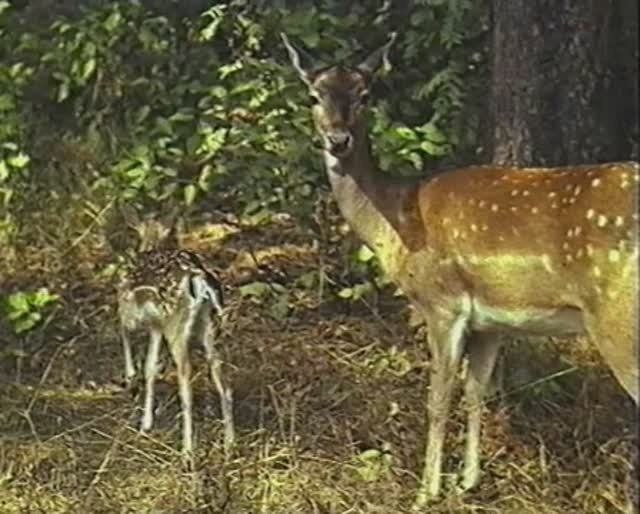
<box><xmin>281</xmin><ymin>32</ymin><xmax>639</xmax><ymax>507</ymax></box>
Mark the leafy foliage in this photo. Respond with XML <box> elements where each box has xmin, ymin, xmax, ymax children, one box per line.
<box><xmin>2</xmin><ymin>288</ymin><xmax>59</xmax><ymax>334</ymax></box>
<box><xmin>0</xmin><ymin>0</ymin><xmax>488</xmax><ymax>301</ymax></box>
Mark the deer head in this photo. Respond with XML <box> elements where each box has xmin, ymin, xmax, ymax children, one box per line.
<box><xmin>281</xmin><ymin>32</ymin><xmax>397</xmax><ymax>161</ymax></box>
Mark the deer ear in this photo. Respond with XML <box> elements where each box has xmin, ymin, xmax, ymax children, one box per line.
<box><xmin>357</xmin><ymin>32</ymin><xmax>397</xmax><ymax>76</ymax></box>
<box><xmin>280</xmin><ymin>33</ymin><xmax>315</xmax><ymax>86</ymax></box>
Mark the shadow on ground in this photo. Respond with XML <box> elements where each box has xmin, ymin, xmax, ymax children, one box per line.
<box><xmin>0</xmin><ymin>215</ymin><xmax>636</xmax><ymax>514</ymax></box>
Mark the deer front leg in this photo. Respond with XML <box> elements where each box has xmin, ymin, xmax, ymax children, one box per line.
<box><xmin>141</xmin><ymin>327</ymin><xmax>163</xmax><ymax>432</ymax></box>
<box><xmin>202</xmin><ymin>317</ymin><xmax>235</xmax><ymax>452</ymax></box>
<box><xmin>120</xmin><ymin>324</ymin><xmax>136</xmax><ymax>387</ymax></box>
<box><xmin>414</xmin><ymin>308</ymin><xmax>469</xmax><ymax>508</ymax></box>
<box><xmin>461</xmin><ymin>332</ymin><xmax>502</xmax><ymax>492</ymax></box>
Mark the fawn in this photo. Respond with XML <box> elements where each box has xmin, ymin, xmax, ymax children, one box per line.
<box><xmin>116</xmin><ymin>207</ymin><xmax>235</xmax><ymax>455</ymax></box>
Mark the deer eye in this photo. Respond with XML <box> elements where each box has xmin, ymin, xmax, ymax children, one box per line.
<box><xmin>359</xmin><ymin>92</ymin><xmax>370</xmax><ymax>105</ymax></box>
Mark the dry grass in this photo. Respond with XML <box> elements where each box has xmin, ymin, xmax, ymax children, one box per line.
<box><xmin>0</xmin><ymin>212</ymin><xmax>637</xmax><ymax>514</ymax></box>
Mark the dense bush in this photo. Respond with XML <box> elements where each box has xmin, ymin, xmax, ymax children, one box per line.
<box><xmin>0</xmin><ymin>0</ymin><xmax>488</xmax><ymax>245</ymax></box>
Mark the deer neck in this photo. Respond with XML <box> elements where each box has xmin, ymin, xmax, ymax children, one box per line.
<box><xmin>323</xmin><ymin>122</ymin><xmax>425</xmax><ymax>273</ymax></box>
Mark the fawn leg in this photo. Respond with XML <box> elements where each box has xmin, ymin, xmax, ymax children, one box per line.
<box><xmin>202</xmin><ymin>316</ymin><xmax>235</xmax><ymax>451</ymax></box>
<box><xmin>168</xmin><ymin>320</ymin><xmax>195</xmax><ymax>456</ymax></box>
<box><xmin>141</xmin><ymin>327</ymin><xmax>163</xmax><ymax>432</ymax></box>
<box><xmin>120</xmin><ymin>324</ymin><xmax>136</xmax><ymax>387</ymax></box>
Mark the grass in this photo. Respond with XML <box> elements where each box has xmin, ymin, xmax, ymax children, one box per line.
<box><xmin>0</xmin><ymin>210</ymin><xmax>636</xmax><ymax>514</ymax></box>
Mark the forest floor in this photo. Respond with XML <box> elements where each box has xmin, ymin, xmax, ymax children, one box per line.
<box><xmin>0</xmin><ymin>211</ymin><xmax>636</xmax><ymax>514</ymax></box>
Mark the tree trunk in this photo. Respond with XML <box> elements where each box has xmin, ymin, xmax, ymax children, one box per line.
<box><xmin>492</xmin><ymin>0</ymin><xmax>638</xmax><ymax>166</ymax></box>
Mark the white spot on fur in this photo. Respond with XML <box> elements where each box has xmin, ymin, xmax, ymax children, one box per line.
<box><xmin>609</xmin><ymin>249</ymin><xmax>620</xmax><ymax>262</ymax></box>
<box><xmin>597</xmin><ymin>215</ymin><xmax>608</xmax><ymax>227</ymax></box>
<box><xmin>586</xmin><ymin>208</ymin><xmax>595</xmax><ymax>220</ymax></box>
<box><xmin>615</xmin><ymin>216</ymin><xmax>624</xmax><ymax>227</ymax></box>
<box><xmin>491</xmin><ymin>204</ymin><xmax>499</xmax><ymax>212</ymax></box>
<box><xmin>593</xmin><ymin>266</ymin><xmax>601</xmax><ymax>277</ymax></box>
<box><xmin>591</xmin><ymin>178</ymin><xmax>601</xmax><ymax>187</ymax></box>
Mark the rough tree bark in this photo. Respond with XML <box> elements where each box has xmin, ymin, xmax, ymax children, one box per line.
<box><xmin>492</xmin><ymin>0</ymin><xmax>638</xmax><ymax>166</ymax></box>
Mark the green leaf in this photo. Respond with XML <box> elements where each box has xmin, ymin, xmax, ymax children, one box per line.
<box><xmin>0</xmin><ymin>161</ymin><xmax>9</xmax><ymax>181</ymax></box>
<box><xmin>154</xmin><ymin>117</ymin><xmax>173</xmax><ymax>135</ymax></box>
<box><xmin>186</xmin><ymin>135</ymin><xmax>201</xmax><ymax>155</ymax></box>
<box><xmin>419</xmin><ymin>140</ymin><xmax>447</xmax><ymax>156</ymax></box>
<box><xmin>6</xmin><ymin>292</ymin><xmax>29</xmax><ymax>315</ymax></box>
<box><xmin>104</xmin><ymin>10</ymin><xmax>122</xmax><ymax>32</ymax></box>
<box><xmin>0</xmin><ymin>94</ymin><xmax>15</xmax><ymax>111</ymax></box>
<box><xmin>7</xmin><ymin>152</ymin><xmax>30</xmax><ymax>169</ymax></box>
<box><xmin>421</xmin><ymin>123</ymin><xmax>447</xmax><ymax>143</ymax></box>
<box><xmin>81</xmin><ymin>58</ymin><xmax>96</xmax><ymax>81</ymax></box>
<box><xmin>394</xmin><ymin>127</ymin><xmax>418</xmax><ymax>141</ymax></box>
<box><xmin>238</xmin><ymin>281</ymin><xmax>271</xmax><ymax>298</ymax></box>
<box><xmin>358</xmin><ymin>449</ymin><xmax>382</xmax><ymax>461</ymax></box>
<box><xmin>32</xmin><ymin>288</ymin><xmax>58</xmax><ymax>307</ymax></box>
<box><xmin>183</xmin><ymin>184</ymin><xmax>197</xmax><ymax>206</ymax></box>
<box><xmin>169</xmin><ymin>111</ymin><xmax>195</xmax><ymax>123</ymax></box>
<box><xmin>356</xmin><ymin>244</ymin><xmax>375</xmax><ymax>263</ymax></box>
<box><xmin>135</xmin><ymin>105</ymin><xmax>151</xmax><ymax>124</ymax></box>
<box><xmin>57</xmin><ymin>82</ymin><xmax>70</xmax><ymax>102</ymax></box>
<box><xmin>269</xmin><ymin>294</ymin><xmax>290</xmax><ymax>320</ymax></box>
<box><xmin>1</xmin><ymin>142</ymin><xmax>18</xmax><ymax>151</ymax></box>
<box><xmin>337</xmin><ymin>287</ymin><xmax>353</xmax><ymax>299</ymax></box>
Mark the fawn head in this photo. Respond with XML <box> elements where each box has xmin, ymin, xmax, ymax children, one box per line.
<box><xmin>281</xmin><ymin>32</ymin><xmax>396</xmax><ymax>160</ymax></box>
<box><xmin>120</xmin><ymin>204</ymin><xmax>182</xmax><ymax>252</ymax></box>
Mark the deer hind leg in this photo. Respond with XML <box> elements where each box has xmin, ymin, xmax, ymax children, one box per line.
<box><xmin>414</xmin><ymin>306</ymin><xmax>470</xmax><ymax>507</ymax></box>
<box><xmin>586</xmin><ymin>291</ymin><xmax>638</xmax><ymax>404</ymax></box>
<box><xmin>141</xmin><ymin>327</ymin><xmax>163</xmax><ymax>432</ymax></box>
<box><xmin>201</xmin><ymin>311</ymin><xmax>235</xmax><ymax>451</ymax></box>
<box><xmin>166</xmin><ymin>309</ymin><xmax>198</xmax><ymax>456</ymax></box>
<box><xmin>461</xmin><ymin>333</ymin><xmax>503</xmax><ymax>492</ymax></box>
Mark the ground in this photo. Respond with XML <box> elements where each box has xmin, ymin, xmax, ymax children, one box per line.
<box><xmin>0</xmin><ymin>208</ymin><xmax>636</xmax><ymax>514</ymax></box>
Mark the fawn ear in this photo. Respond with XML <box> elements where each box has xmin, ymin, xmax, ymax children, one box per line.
<box><xmin>119</xmin><ymin>203</ymin><xmax>141</xmax><ymax>228</ymax></box>
<box><xmin>159</xmin><ymin>205</ymin><xmax>184</xmax><ymax>245</ymax></box>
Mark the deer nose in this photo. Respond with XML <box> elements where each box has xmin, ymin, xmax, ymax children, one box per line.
<box><xmin>327</xmin><ymin>131</ymin><xmax>353</xmax><ymax>155</ymax></box>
